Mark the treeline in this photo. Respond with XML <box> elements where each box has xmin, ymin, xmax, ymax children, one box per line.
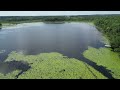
<box><xmin>0</xmin><ymin>16</ymin><xmax>44</xmax><ymax>23</ymax></box>
<box><xmin>0</xmin><ymin>15</ymin><xmax>120</xmax><ymax>52</ymax></box>
<box><xmin>93</xmin><ymin>16</ymin><xmax>120</xmax><ymax>52</ymax></box>
<box><xmin>0</xmin><ymin>16</ymin><xmax>91</xmax><ymax>23</ymax></box>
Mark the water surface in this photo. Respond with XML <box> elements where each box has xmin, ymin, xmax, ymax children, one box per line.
<box><xmin>0</xmin><ymin>22</ymin><xmax>113</xmax><ymax>78</ymax></box>
<box><xmin>0</xmin><ymin>22</ymin><xmax>105</xmax><ymax>60</ymax></box>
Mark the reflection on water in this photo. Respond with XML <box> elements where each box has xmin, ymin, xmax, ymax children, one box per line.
<box><xmin>0</xmin><ymin>22</ymin><xmax>105</xmax><ymax>60</ymax></box>
<box><xmin>0</xmin><ymin>22</ymin><xmax>112</xmax><ymax>78</ymax></box>
<box><xmin>0</xmin><ymin>61</ymin><xmax>30</xmax><ymax>75</ymax></box>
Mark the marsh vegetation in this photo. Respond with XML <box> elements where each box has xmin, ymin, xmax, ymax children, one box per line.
<box><xmin>0</xmin><ymin>15</ymin><xmax>120</xmax><ymax>79</ymax></box>
<box><xmin>2</xmin><ymin>52</ymin><xmax>106</xmax><ymax>79</ymax></box>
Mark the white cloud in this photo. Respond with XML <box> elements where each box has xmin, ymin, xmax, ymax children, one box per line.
<box><xmin>0</xmin><ymin>11</ymin><xmax>120</xmax><ymax>16</ymax></box>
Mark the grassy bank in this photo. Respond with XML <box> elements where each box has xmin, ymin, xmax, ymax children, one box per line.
<box><xmin>1</xmin><ymin>23</ymin><xmax>17</xmax><ymax>28</ymax></box>
<box><xmin>1</xmin><ymin>21</ymin><xmax>41</xmax><ymax>28</ymax></box>
<box><xmin>83</xmin><ymin>47</ymin><xmax>120</xmax><ymax>79</ymax></box>
<box><xmin>0</xmin><ymin>51</ymin><xmax>107</xmax><ymax>79</ymax></box>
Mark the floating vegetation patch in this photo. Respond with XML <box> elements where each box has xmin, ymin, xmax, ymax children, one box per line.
<box><xmin>1</xmin><ymin>51</ymin><xmax>107</xmax><ymax>79</ymax></box>
<box><xmin>83</xmin><ymin>46</ymin><xmax>120</xmax><ymax>79</ymax></box>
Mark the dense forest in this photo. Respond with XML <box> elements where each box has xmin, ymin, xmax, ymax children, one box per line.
<box><xmin>93</xmin><ymin>16</ymin><xmax>120</xmax><ymax>52</ymax></box>
<box><xmin>0</xmin><ymin>15</ymin><xmax>120</xmax><ymax>52</ymax></box>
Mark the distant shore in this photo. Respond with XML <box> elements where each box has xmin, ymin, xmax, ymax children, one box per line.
<box><xmin>1</xmin><ymin>21</ymin><xmax>94</xmax><ymax>29</ymax></box>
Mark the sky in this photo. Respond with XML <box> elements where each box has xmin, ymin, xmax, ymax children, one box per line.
<box><xmin>0</xmin><ymin>11</ymin><xmax>120</xmax><ymax>16</ymax></box>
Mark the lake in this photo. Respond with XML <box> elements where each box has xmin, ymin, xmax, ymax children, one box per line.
<box><xmin>0</xmin><ymin>22</ymin><xmax>110</xmax><ymax>76</ymax></box>
<box><xmin>0</xmin><ymin>22</ymin><xmax>105</xmax><ymax>61</ymax></box>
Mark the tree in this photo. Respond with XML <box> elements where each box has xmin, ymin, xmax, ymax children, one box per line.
<box><xmin>93</xmin><ymin>16</ymin><xmax>120</xmax><ymax>52</ymax></box>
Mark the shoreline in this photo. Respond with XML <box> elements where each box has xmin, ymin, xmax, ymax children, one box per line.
<box><xmin>1</xmin><ymin>21</ymin><xmax>94</xmax><ymax>29</ymax></box>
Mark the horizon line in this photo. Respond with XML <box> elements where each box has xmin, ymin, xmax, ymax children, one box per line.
<box><xmin>0</xmin><ymin>14</ymin><xmax>120</xmax><ymax>16</ymax></box>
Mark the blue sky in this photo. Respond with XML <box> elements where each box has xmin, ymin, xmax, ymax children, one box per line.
<box><xmin>0</xmin><ymin>11</ymin><xmax>120</xmax><ymax>16</ymax></box>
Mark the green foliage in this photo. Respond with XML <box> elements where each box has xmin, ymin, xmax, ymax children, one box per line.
<box><xmin>93</xmin><ymin>16</ymin><xmax>120</xmax><ymax>52</ymax></box>
<box><xmin>0</xmin><ymin>15</ymin><xmax>120</xmax><ymax>78</ymax></box>
<box><xmin>83</xmin><ymin>47</ymin><xmax>120</xmax><ymax>79</ymax></box>
<box><xmin>5</xmin><ymin>51</ymin><xmax>107</xmax><ymax>79</ymax></box>
<box><xmin>0</xmin><ymin>70</ymin><xmax>21</xmax><ymax>79</ymax></box>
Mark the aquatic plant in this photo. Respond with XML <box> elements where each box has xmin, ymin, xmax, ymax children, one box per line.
<box><xmin>83</xmin><ymin>47</ymin><xmax>120</xmax><ymax>79</ymax></box>
<box><xmin>4</xmin><ymin>51</ymin><xmax>107</xmax><ymax>79</ymax></box>
<box><xmin>0</xmin><ymin>70</ymin><xmax>21</xmax><ymax>79</ymax></box>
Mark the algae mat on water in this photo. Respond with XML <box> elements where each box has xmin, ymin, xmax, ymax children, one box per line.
<box><xmin>83</xmin><ymin>47</ymin><xmax>120</xmax><ymax>79</ymax></box>
<box><xmin>0</xmin><ymin>51</ymin><xmax>107</xmax><ymax>79</ymax></box>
